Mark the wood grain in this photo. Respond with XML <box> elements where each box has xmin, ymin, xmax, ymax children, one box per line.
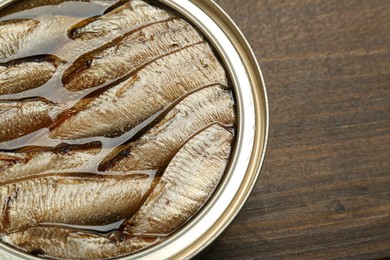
<box><xmin>205</xmin><ymin>0</ymin><xmax>390</xmax><ymax>259</ymax></box>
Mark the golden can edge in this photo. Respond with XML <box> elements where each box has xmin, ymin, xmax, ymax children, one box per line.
<box><xmin>0</xmin><ymin>0</ymin><xmax>269</xmax><ymax>259</ymax></box>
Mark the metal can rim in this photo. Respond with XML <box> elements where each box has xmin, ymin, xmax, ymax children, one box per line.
<box><xmin>158</xmin><ymin>1</ymin><xmax>269</xmax><ymax>259</ymax></box>
<box><xmin>0</xmin><ymin>0</ymin><xmax>269</xmax><ymax>259</ymax></box>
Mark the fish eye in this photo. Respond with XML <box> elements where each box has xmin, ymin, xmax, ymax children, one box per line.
<box><xmin>85</xmin><ymin>59</ymin><xmax>93</xmax><ymax>67</ymax></box>
<box><xmin>68</xmin><ymin>29</ymin><xmax>78</xmax><ymax>39</ymax></box>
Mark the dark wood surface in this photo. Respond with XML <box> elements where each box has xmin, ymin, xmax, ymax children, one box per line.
<box><xmin>205</xmin><ymin>0</ymin><xmax>390</xmax><ymax>259</ymax></box>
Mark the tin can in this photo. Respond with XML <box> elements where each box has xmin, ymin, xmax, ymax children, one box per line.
<box><xmin>0</xmin><ymin>0</ymin><xmax>269</xmax><ymax>259</ymax></box>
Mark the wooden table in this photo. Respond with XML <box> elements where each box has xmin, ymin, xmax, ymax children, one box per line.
<box><xmin>205</xmin><ymin>0</ymin><xmax>390</xmax><ymax>259</ymax></box>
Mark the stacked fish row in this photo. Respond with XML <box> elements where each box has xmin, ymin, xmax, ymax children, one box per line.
<box><xmin>0</xmin><ymin>0</ymin><xmax>235</xmax><ymax>259</ymax></box>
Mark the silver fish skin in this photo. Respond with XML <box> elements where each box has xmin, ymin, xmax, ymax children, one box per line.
<box><xmin>0</xmin><ymin>145</ymin><xmax>102</xmax><ymax>185</ymax></box>
<box><xmin>0</xmin><ymin>16</ymin><xmax>80</xmax><ymax>60</ymax></box>
<box><xmin>105</xmin><ymin>85</ymin><xmax>235</xmax><ymax>172</ymax></box>
<box><xmin>124</xmin><ymin>124</ymin><xmax>233</xmax><ymax>234</ymax></box>
<box><xmin>69</xmin><ymin>0</ymin><xmax>174</xmax><ymax>40</ymax></box>
<box><xmin>63</xmin><ymin>19</ymin><xmax>204</xmax><ymax>91</ymax></box>
<box><xmin>0</xmin><ymin>174</ymin><xmax>153</xmax><ymax>235</ymax></box>
<box><xmin>0</xmin><ymin>55</ymin><xmax>62</xmax><ymax>95</ymax></box>
<box><xmin>0</xmin><ymin>19</ymin><xmax>39</xmax><ymax>59</ymax></box>
<box><xmin>0</xmin><ymin>99</ymin><xmax>55</xmax><ymax>143</ymax></box>
<box><xmin>1</xmin><ymin>227</ymin><xmax>158</xmax><ymax>259</ymax></box>
<box><xmin>50</xmin><ymin>43</ymin><xmax>227</xmax><ymax>140</ymax></box>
